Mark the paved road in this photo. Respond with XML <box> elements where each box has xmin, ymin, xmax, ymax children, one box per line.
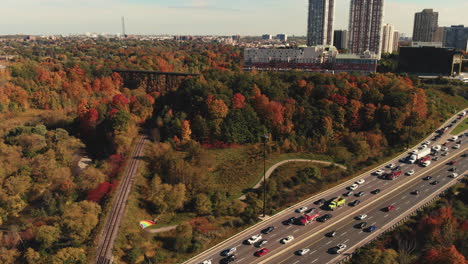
<box><xmin>185</xmin><ymin>110</ymin><xmax>467</xmax><ymax>264</ymax></box>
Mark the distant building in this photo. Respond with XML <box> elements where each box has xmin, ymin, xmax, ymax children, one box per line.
<box><xmin>411</xmin><ymin>42</ymin><xmax>443</xmax><ymax>48</ymax></box>
<box><xmin>334</xmin><ymin>52</ymin><xmax>379</xmax><ymax>73</ymax></box>
<box><xmin>382</xmin><ymin>24</ymin><xmax>395</xmax><ymax>54</ymax></box>
<box><xmin>262</xmin><ymin>34</ymin><xmax>272</xmax><ymax>40</ymax></box>
<box><xmin>413</xmin><ymin>9</ymin><xmax>439</xmax><ymax>42</ymax></box>
<box><xmin>276</xmin><ymin>34</ymin><xmax>288</xmax><ymax>42</ymax></box>
<box><xmin>393</xmin><ymin>31</ymin><xmax>400</xmax><ymax>52</ymax></box>
<box><xmin>307</xmin><ymin>0</ymin><xmax>335</xmax><ymax>46</ymax></box>
<box><xmin>399</xmin><ymin>46</ymin><xmax>463</xmax><ymax>76</ymax></box>
<box><xmin>443</xmin><ymin>25</ymin><xmax>468</xmax><ymax>51</ymax></box>
<box><xmin>433</xmin><ymin>27</ymin><xmax>445</xmax><ymax>42</ymax></box>
<box><xmin>348</xmin><ymin>0</ymin><xmax>385</xmax><ymax>57</ymax></box>
<box><xmin>333</xmin><ymin>30</ymin><xmax>348</xmax><ymax>50</ymax></box>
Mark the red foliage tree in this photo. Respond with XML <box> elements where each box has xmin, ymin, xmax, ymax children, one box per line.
<box><xmin>232</xmin><ymin>93</ymin><xmax>246</xmax><ymax>109</ymax></box>
<box><xmin>112</xmin><ymin>94</ymin><xmax>130</xmax><ymax>111</ymax></box>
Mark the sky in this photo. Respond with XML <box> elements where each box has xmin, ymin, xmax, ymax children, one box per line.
<box><xmin>0</xmin><ymin>0</ymin><xmax>467</xmax><ymax>36</ymax></box>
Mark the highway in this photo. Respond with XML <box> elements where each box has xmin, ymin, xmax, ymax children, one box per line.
<box><xmin>185</xmin><ymin>110</ymin><xmax>467</xmax><ymax>264</ymax></box>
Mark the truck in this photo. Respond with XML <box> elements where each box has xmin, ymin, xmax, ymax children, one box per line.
<box><xmin>407</xmin><ymin>148</ymin><xmax>431</xmax><ymax>164</ymax></box>
<box><xmin>328</xmin><ymin>197</ymin><xmax>346</xmax><ymax>210</ymax></box>
<box><xmin>296</xmin><ymin>212</ymin><xmax>320</xmax><ymax>225</ymax></box>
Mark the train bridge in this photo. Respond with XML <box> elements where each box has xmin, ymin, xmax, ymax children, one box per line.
<box><xmin>112</xmin><ymin>69</ymin><xmax>199</xmax><ymax>93</ymax></box>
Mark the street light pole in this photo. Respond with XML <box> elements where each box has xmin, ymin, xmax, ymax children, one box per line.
<box><xmin>262</xmin><ymin>134</ymin><xmax>269</xmax><ymax>218</ymax></box>
<box><xmin>406</xmin><ymin>92</ymin><xmax>417</xmax><ymax>150</ymax></box>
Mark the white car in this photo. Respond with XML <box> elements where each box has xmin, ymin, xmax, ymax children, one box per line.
<box><xmin>201</xmin><ymin>261</ymin><xmax>212</xmax><ymax>264</ymax></box>
<box><xmin>296</xmin><ymin>207</ymin><xmax>308</xmax><ymax>213</ymax></box>
<box><xmin>356</xmin><ymin>214</ymin><xmax>367</xmax><ymax>220</ymax></box>
<box><xmin>336</xmin><ymin>244</ymin><xmax>347</xmax><ymax>253</ymax></box>
<box><xmin>221</xmin><ymin>247</ymin><xmax>237</xmax><ymax>256</ymax></box>
<box><xmin>281</xmin><ymin>236</ymin><xmax>294</xmax><ymax>244</ymax></box>
<box><xmin>411</xmin><ymin>149</ymin><xmax>419</xmax><ymax>154</ymax></box>
<box><xmin>442</xmin><ymin>147</ymin><xmax>449</xmax><ymax>151</ymax></box>
<box><xmin>349</xmin><ymin>184</ymin><xmax>359</xmax><ymax>190</ymax></box>
<box><xmin>424</xmin><ymin>141</ymin><xmax>431</xmax><ymax>145</ymax></box>
<box><xmin>406</xmin><ymin>169</ymin><xmax>415</xmax><ymax>175</ymax></box>
<box><xmin>374</xmin><ymin>169</ymin><xmax>385</xmax><ymax>175</ymax></box>
<box><xmin>449</xmin><ymin>173</ymin><xmax>459</xmax><ymax>178</ymax></box>
<box><xmin>297</xmin><ymin>248</ymin><xmax>310</xmax><ymax>256</ymax></box>
<box><xmin>247</xmin><ymin>234</ymin><xmax>262</xmax><ymax>245</ymax></box>
<box><xmin>423</xmin><ymin>161</ymin><xmax>431</xmax><ymax>167</ymax></box>
<box><xmin>356</xmin><ymin>179</ymin><xmax>365</xmax><ymax>185</ymax></box>
<box><xmin>386</xmin><ymin>163</ymin><xmax>396</xmax><ymax>168</ymax></box>
<box><xmin>419</xmin><ymin>145</ymin><xmax>428</xmax><ymax>150</ymax></box>
<box><xmin>454</xmin><ymin>144</ymin><xmax>461</xmax><ymax>149</ymax></box>
<box><xmin>432</xmin><ymin>145</ymin><xmax>441</xmax><ymax>151</ymax></box>
<box><xmin>450</xmin><ymin>136</ymin><xmax>458</xmax><ymax>141</ymax></box>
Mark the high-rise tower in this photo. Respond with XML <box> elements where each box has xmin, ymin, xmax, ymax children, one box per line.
<box><xmin>381</xmin><ymin>24</ymin><xmax>394</xmax><ymax>54</ymax></box>
<box><xmin>348</xmin><ymin>0</ymin><xmax>385</xmax><ymax>57</ymax></box>
<box><xmin>307</xmin><ymin>0</ymin><xmax>335</xmax><ymax>46</ymax></box>
<box><xmin>412</xmin><ymin>9</ymin><xmax>438</xmax><ymax>42</ymax></box>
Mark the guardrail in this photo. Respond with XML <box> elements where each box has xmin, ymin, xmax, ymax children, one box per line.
<box><xmin>334</xmin><ymin>171</ymin><xmax>467</xmax><ymax>264</ymax></box>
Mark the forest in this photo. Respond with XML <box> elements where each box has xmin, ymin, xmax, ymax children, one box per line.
<box><xmin>0</xmin><ymin>38</ymin><xmax>466</xmax><ymax>263</ymax></box>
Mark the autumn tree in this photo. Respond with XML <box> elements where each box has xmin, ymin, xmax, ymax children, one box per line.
<box><xmin>79</xmin><ymin>166</ymin><xmax>107</xmax><ymax>190</ymax></box>
<box><xmin>51</xmin><ymin>247</ymin><xmax>87</xmax><ymax>264</ymax></box>
<box><xmin>61</xmin><ymin>201</ymin><xmax>101</xmax><ymax>243</ymax></box>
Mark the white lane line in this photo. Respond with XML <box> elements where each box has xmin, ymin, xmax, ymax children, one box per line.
<box><xmin>405</xmin><ymin>200</ymin><xmax>410</xmax><ymax>204</ymax></box>
<box><xmin>384</xmin><ymin>182</ymin><xmax>389</xmax><ymax>185</ymax></box>
<box><xmin>235</xmin><ymin>244</ymin><xmax>242</xmax><ymax>248</ymax></box>
<box><xmin>326</xmin><ymin>241</ymin><xmax>332</xmax><ymax>245</ymax></box>
<box><xmin>293</xmin><ymin>261</ymin><xmax>300</xmax><ymax>264</ymax></box>
<box><xmin>402</xmin><ymin>195</ymin><xmax>407</xmax><ymax>199</ymax></box>
<box><xmin>312</xmin><ymin>259</ymin><xmax>319</xmax><ymax>263</ymax></box>
<box><xmin>384</xmin><ymin>214</ymin><xmax>389</xmax><ymax>218</ymax></box>
<box><xmin>368</xmin><ymin>216</ymin><xmax>373</xmax><ymax>220</ymax></box>
<box><xmin>344</xmin><ymin>239</ymin><xmax>350</xmax><ymax>243</ymax></box>
<box><xmin>372</xmin><ymin>222</ymin><xmax>376</xmax><ymax>225</ymax></box>
<box><xmin>396</xmin><ymin>207</ymin><xmax>401</xmax><ymax>210</ymax></box>
<box><xmin>341</xmin><ymin>231</ymin><xmax>347</xmax><ymax>236</ymax></box>
<box><xmin>238</xmin><ymin>257</ymin><xmax>245</xmax><ymax>262</ymax></box>
<box><xmin>311</xmin><ymin>250</ymin><xmax>317</xmax><ymax>254</ymax></box>
<box><xmin>270</xmin><ymin>233</ymin><xmax>277</xmax><ymax>238</ymax></box>
<box><xmin>293</xmin><ymin>229</ymin><xmax>300</xmax><ymax>233</ymax></box>
<box><xmin>286</xmin><ymin>226</ymin><xmax>292</xmax><ymax>229</ymax></box>
<box><xmin>359</xmin><ymin>231</ymin><xmax>363</xmax><ymax>234</ymax></box>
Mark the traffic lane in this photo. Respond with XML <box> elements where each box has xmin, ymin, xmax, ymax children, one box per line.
<box><xmin>205</xmin><ymin>147</ymin><xmax>465</xmax><ymax>264</ymax></box>
<box><xmin>264</xmin><ymin>165</ymin><xmax>466</xmax><ymax>264</ymax></box>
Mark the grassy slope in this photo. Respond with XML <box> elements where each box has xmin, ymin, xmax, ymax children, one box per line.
<box><xmin>451</xmin><ymin>118</ymin><xmax>468</xmax><ymax>135</ymax></box>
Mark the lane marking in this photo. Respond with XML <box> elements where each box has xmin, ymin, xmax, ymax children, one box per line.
<box><xmin>372</xmin><ymin>222</ymin><xmax>376</xmax><ymax>225</ymax></box>
<box><xmin>326</xmin><ymin>241</ymin><xmax>332</xmax><ymax>245</ymax></box>
<box><xmin>312</xmin><ymin>259</ymin><xmax>319</xmax><ymax>263</ymax></box>
<box><xmin>311</xmin><ymin>250</ymin><xmax>317</xmax><ymax>254</ymax></box>
<box><xmin>340</xmin><ymin>232</ymin><xmax>347</xmax><ymax>236</ymax></box>
<box><xmin>384</xmin><ymin>214</ymin><xmax>389</xmax><ymax>218</ymax></box>
<box><xmin>293</xmin><ymin>229</ymin><xmax>300</xmax><ymax>233</ymax></box>
<box><xmin>344</xmin><ymin>239</ymin><xmax>350</xmax><ymax>243</ymax></box>
<box><xmin>293</xmin><ymin>261</ymin><xmax>299</xmax><ymax>264</ymax></box>
<box><xmin>238</xmin><ymin>258</ymin><xmax>245</xmax><ymax>262</ymax></box>
<box><xmin>368</xmin><ymin>216</ymin><xmax>373</xmax><ymax>220</ymax></box>
<box><xmin>359</xmin><ymin>231</ymin><xmax>363</xmax><ymax>234</ymax></box>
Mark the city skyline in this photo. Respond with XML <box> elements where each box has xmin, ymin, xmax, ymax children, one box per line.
<box><xmin>0</xmin><ymin>0</ymin><xmax>467</xmax><ymax>36</ymax></box>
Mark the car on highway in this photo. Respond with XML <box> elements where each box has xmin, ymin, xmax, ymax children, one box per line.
<box><xmin>371</xmin><ymin>189</ymin><xmax>381</xmax><ymax>194</ymax></box>
<box><xmin>349</xmin><ymin>184</ymin><xmax>359</xmax><ymax>190</ymax></box>
<box><xmin>281</xmin><ymin>236</ymin><xmax>294</xmax><ymax>244</ymax></box>
<box><xmin>254</xmin><ymin>248</ymin><xmax>269</xmax><ymax>257</ymax></box>
<box><xmin>221</xmin><ymin>247</ymin><xmax>237</xmax><ymax>257</ymax></box>
<box><xmin>423</xmin><ymin>160</ymin><xmax>431</xmax><ymax>167</ymax></box>
<box><xmin>442</xmin><ymin>146</ymin><xmax>449</xmax><ymax>151</ymax></box>
<box><xmin>431</xmin><ymin>180</ymin><xmax>439</xmax><ymax>185</ymax></box>
<box><xmin>449</xmin><ymin>173</ymin><xmax>459</xmax><ymax>178</ymax></box>
<box><xmin>423</xmin><ymin>176</ymin><xmax>432</xmax><ymax>180</ymax></box>
<box><xmin>386</xmin><ymin>205</ymin><xmax>396</xmax><ymax>212</ymax></box>
<box><xmin>326</xmin><ymin>231</ymin><xmax>337</xmax><ymax>237</ymax></box>
<box><xmin>411</xmin><ymin>149</ymin><xmax>419</xmax><ymax>154</ymax></box>
<box><xmin>454</xmin><ymin>144</ymin><xmax>461</xmax><ymax>149</ymax></box>
<box><xmin>433</xmin><ymin>156</ymin><xmax>440</xmax><ymax>161</ymax></box>
<box><xmin>450</xmin><ymin>136</ymin><xmax>458</xmax><ymax>141</ymax></box>
<box><xmin>356</xmin><ymin>222</ymin><xmax>367</xmax><ymax>228</ymax></box>
<box><xmin>318</xmin><ymin>214</ymin><xmax>333</xmax><ymax>222</ymax></box>
<box><xmin>374</xmin><ymin>169</ymin><xmax>385</xmax><ymax>175</ymax></box>
<box><xmin>432</xmin><ymin>145</ymin><xmax>441</xmax><ymax>151</ymax></box>
<box><xmin>201</xmin><ymin>260</ymin><xmax>211</xmax><ymax>264</ymax></box>
<box><xmin>296</xmin><ymin>248</ymin><xmax>310</xmax><ymax>256</ymax></box>
<box><xmin>283</xmin><ymin>217</ymin><xmax>296</xmax><ymax>225</ymax></box>
<box><xmin>261</xmin><ymin>226</ymin><xmax>275</xmax><ymax>234</ymax></box>
<box><xmin>392</xmin><ymin>165</ymin><xmax>401</xmax><ymax>171</ymax></box>
<box><xmin>220</xmin><ymin>255</ymin><xmax>236</xmax><ymax>264</ymax></box>
<box><xmin>356</xmin><ymin>179</ymin><xmax>365</xmax><ymax>184</ymax></box>
<box><xmin>344</xmin><ymin>190</ymin><xmax>354</xmax><ymax>197</ymax></box>
<box><xmin>255</xmin><ymin>240</ymin><xmax>268</xmax><ymax>248</ymax></box>
<box><xmin>295</xmin><ymin>207</ymin><xmax>308</xmax><ymax>213</ymax></box>
<box><xmin>424</xmin><ymin>140</ymin><xmax>431</xmax><ymax>145</ymax></box>
<box><xmin>336</xmin><ymin>244</ymin><xmax>347</xmax><ymax>253</ymax></box>
<box><xmin>420</xmin><ymin>144</ymin><xmax>428</xmax><ymax>150</ymax></box>
<box><xmin>463</xmin><ymin>153</ymin><xmax>468</xmax><ymax>158</ymax></box>
<box><xmin>365</xmin><ymin>226</ymin><xmax>377</xmax><ymax>232</ymax></box>
<box><xmin>314</xmin><ymin>198</ymin><xmax>327</xmax><ymax>205</ymax></box>
<box><xmin>305</xmin><ymin>208</ymin><xmax>316</xmax><ymax>214</ymax></box>
<box><xmin>387</xmin><ymin>163</ymin><xmax>396</xmax><ymax>168</ymax></box>
<box><xmin>356</xmin><ymin>214</ymin><xmax>367</xmax><ymax>220</ymax></box>
<box><xmin>449</xmin><ymin>167</ymin><xmax>457</xmax><ymax>172</ymax></box>
<box><xmin>442</xmin><ymin>152</ymin><xmax>449</xmax><ymax>156</ymax></box>
<box><xmin>350</xmin><ymin>200</ymin><xmax>361</xmax><ymax>207</ymax></box>
<box><xmin>355</xmin><ymin>191</ymin><xmax>365</xmax><ymax>197</ymax></box>
<box><xmin>246</xmin><ymin>234</ymin><xmax>262</xmax><ymax>245</ymax></box>
<box><xmin>449</xmin><ymin>160</ymin><xmax>457</xmax><ymax>165</ymax></box>
<box><xmin>412</xmin><ymin>190</ymin><xmax>420</xmax><ymax>195</ymax></box>
<box><xmin>406</xmin><ymin>169</ymin><xmax>415</xmax><ymax>176</ymax></box>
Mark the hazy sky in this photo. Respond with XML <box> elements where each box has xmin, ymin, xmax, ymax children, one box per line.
<box><xmin>0</xmin><ymin>0</ymin><xmax>467</xmax><ymax>36</ymax></box>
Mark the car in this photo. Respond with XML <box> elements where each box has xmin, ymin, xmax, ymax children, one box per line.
<box><xmin>350</xmin><ymin>200</ymin><xmax>360</xmax><ymax>207</ymax></box>
<box><xmin>314</xmin><ymin>198</ymin><xmax>327</xmax><ymax>205</ymax></box>
<box><xmin>419</xmin><ymin>145</ymin><xmax>428</xmax><ymax>150</ymax></box>
<box><xmin>261</xmin><ymin>226</ymin><xmax>275</xmax><ymax>234</ymax></box>
<box><xmin>254</xmin><ymin>248</ymin><xmax>269</xmax><ymax>257</ymax></box>
<box><xmin>296</xmin><ymin>248</ymin><xmax>310</xmax><ymax>256</ymax></box>
<box><xmin>355</xmin><ymin>191</ymin><xmax>365</xmax><ymax>197</ymax></box>
<box><xmin>386</xmin><ymin>163</ymin><xmax>396</xmax><ymax>168</ymax></box>
<box><xmin>450</xmin><ymin>136</ymin><xmax>458</xmax><ymax>141</ymax></box>
<box><xmin>356</xmin><ymin>222</ymin><xmax>367</xmax><ymax>228</ymax></box>
<box><xmin>433</xmin><ymin>156</ymin><xmax>440</xmax><ymax>161</ymax></box>
<box><xmin>356</xmin><ymin>214</ymin><xmax>367</xmax><ymax>220</ymax></box>
<box><xmin>454</xmin><ymin>144</ymin><xmax>461</xmax><ymax>149</ymax></box>
<box><xmin>423</xmin><ymin>176</ymin><xmax>432</xmax><ymax>180</ymax></box>
<box><xmin>386</xmin><ymin>205</ymin><xmax>396</xmax><ymax>212</ymax></box>
<box><xmin>246</xmin><ymin>234</ymin><xmax>262</xmax><ymax>245</ymax></box>
<box><xmin>365</xmin><ymin>226</ymin><xmax>377</xmax><ymax>232</ymax></box>
<box><xmin>220</xmin><ymin>255</ymin><xmax>236</xmax><ymax>264</ymax></box>
<box><xmin>411</xmin><ymin>190</ymin><xmax>420</xmax><ymax>195</ymax></box>
<box><xmin>432</xmin><ymin>145</ymin><xmax>441</xmax><ymax>151</ymax></box>
<box><xmin>424</xmin><ymin>140</ymin><xmax>431</xmax><ymax>145</ymax></box>
<box><xmin>449</xmin><ymin>173</ymin><xmax>459</xmax><ymax>178</ymax></box>
<box><xmin>344</xmin><ymin>191</ymin><xmax>354</xmax><ymax>197</ymax></box>
<box><xmin>392</xmin><ymin>165</ymin><xmax>401</xmax><ymax>171</ymax></box>
<box><xmin>305</xmin><ymin>208</ymin><xmax>316</xmax><ymax>214</ymax></box>
<box><xmin>411</xmin><ymin>149</ymin><xmax>419</xmax><ymax>154</ymax></box>
<box><xmin>326</xmin><ymin>231</ymin><xmax>337</xmax><ymax>237</ymax></box>
<box><xmin>296</xmin><ymin>207</ymin><xmax>308</xmax><ymax>213</ymax></box>
<box><xmin>356</xmin><ymin>179</ymin><xmax>365</xmax><ymax>184</ymax></box>
<box><xmin>281</xmin><ymin>236</ymin><xmax>294</xmax><ymax>244</ymax></box>
<box><xmin>449</xmin><ymin>160</ymin><xmax>457</xmax><ymax>165</ymax></box>
<box><xmin>442</xmin><ymin>146</ymin><xmax>449</xmax><ymax>151</ymax></box>
<box><xmin>283</xmin><ymin>217</ymin><xmax>296</xmax><ymax>225</ymax></box>
<box><xmin>406</xmin><ymin>169</ymin><xmax>415</xmax><ymax>175</ymax></box>
<box><xmin>449</xmin><ymin>167</ymin><xmax>457</xmax><ymax>172</ymax></box>
<box><xmin>432</xmin><ymin>151</ymin><xmax>440</xmax><ymax>156</ymax></box>
<box><xmin>423</xmin><ymin>160</ymin><xmax>431</xmax><ymax>167</ymax></box>
<box><xmin>221</xmin><ymin>247</ymin><xmax>237</xmax><ymax>256</ymax></box>
<box><xmin>255</xmin><ymin>240</ymin><xmax>268</xmax><ymax>248</ymax></box>
<box><xmin>201</xmin><ymin>260</ymin><xmax>211</xmax><ymax>264</ymax></box>
<box><xmin>442</xmin><ymin>152</ymin><xmax>449</xmax><ymax>156</ymax></box>
<box><xmin>318</xmin><ymin>214</ymin><xmax>332</xmax><ymax>222</ymax></box>
<box><xmin>374</xmin><ymin>169</ymin><xmax>385</xmax><ymax>175</ymax></box>
<box><xmin>336</xmin><ymin>244</ymin><xmax>347</xmax><ymax>253</ymax></box>
<box><xmin>371</xmin><ymin>189</ymin><xmax>381</xmax><ymax>194</ymax></box>
<box><xmin>349</xmin><ymin>184</ymin><xmax>359</xmax><ymax>190</ymax></box>
<box><xmin>463</xmin><ymin>153</ymin><xmax>468</xmax><ymax>158</ymax></box>
<box><xmin>431</xmin><ymin>180</ymin><xmax>439</xmax><ymax>185</ymax></box>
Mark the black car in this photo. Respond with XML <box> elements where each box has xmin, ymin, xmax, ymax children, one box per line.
<box><xmin>318</xmin><ymin>214</ymin><xmax>332</xmax><ymax>222</ymax></box>
<box><xmin>355</xmin><ymin>191</ymin><xmax>365</xmax><ymax>197</ymax></box>
<box><xmin>350</xmin><ymin>200</ymin><xmax>360</xmax><ymax>206</ymax></box>
<box><xmin>305</xmin><ymin>208</ymin><xmax>317</xmax><ymax>214</ymax></box>
<box><xmin>431</xmin><ymin>180</ymin><xmax>439</xmax><ymax>185</ymax></box>
<box><xmin>462</xmin><ymin>153</ymin><xmax>467</xmax><ymax>157</ymax></box>
<box><xmin>326</xmin><ymin>231</ymin><xmax>337</xmax><ymax>237</ymax></box>
<box><xmin>433</xmin><ymin>156</ymin><xmax>440</xmax><ymax>161</ymax></box>
<box><xmin>220</xmin><ymin>255</ymin><xmax>236</xmax><ymax>264</ymax></box>
<box><xmin>423</xmin><ymin>176</ymin><xmax>432</xmax><ymax>181</ymax></box>
<box><xmin>411</xmin><ymin>190</ymin><xmax>420</xmax><ymax>195</ymax></box>
<box><xmin>283</xmin><ymin>217</ymin><xmax>296</xmax><ymax>225</ymax></box>
<box><xmin>356</xmin><ymin>222</ymin><xmax>367</xmax><ymax>229</ymax></box>
<box><xmin>371</xmin><ymin>189</ymin><xmax>381</xmax><ymax>194</ymax></box>
<box><xmin>449</xmin><ymin>167</ymin><xmax>457</xmax><ymax>172</ymax></box>
<box><xmin>314</xmin><ymin>198</ymin><xmax>327</xmax><ymax>205</ymax></box>
<box><xmin>261</xmin><ymin>226</ymin><xmax>275</xmax><ymax>234</ymax></box>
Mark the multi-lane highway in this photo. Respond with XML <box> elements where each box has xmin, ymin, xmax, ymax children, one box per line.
<box><xmin>185</xmin><ymin>110</ymin><xmax>467</xmax><ymax>264</ymax></box>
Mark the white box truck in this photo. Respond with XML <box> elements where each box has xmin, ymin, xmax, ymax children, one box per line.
<box><xmin>408</xmin><ymin>148</ymin><xmax>431</xmax><ymax>164</ymax></box>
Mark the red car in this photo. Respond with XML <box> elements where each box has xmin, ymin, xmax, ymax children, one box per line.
<box><xmin>255</xmin><ymin>248</ymin><xmax>269</xmax><ymax>257</ymax></box>
<box><xmin>386</xmin><ymin>205</ymin><xmax>396</xmax><ymax>212</ymax></box>
<box><xmin>449</xmin><ymin>160</ymin><xmax>457</xmax><ymax>165</ymax></box>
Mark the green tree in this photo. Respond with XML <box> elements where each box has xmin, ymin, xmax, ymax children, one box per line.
<box><xmin>61</xmin><ymin>201</ymin><xmax>101</xmax><ymax>243</ymax></box>
<box><xmin>352</xmin><ymin>248</ymin><xmax>398</xmax><ymax>264</ymax></box>
<box><xmin>173</xmin><ymin>223</ymin><xmax>193</xmax><ymax>253</ymax></box>
<box><xmin>194</xmin><ymin>193</ymin><xmax>212</xmax><ymax>215</ymax></box>
<box><xmin>36</xmin><ymin>225</ymin><xmax>61</xmax><ymax>249</ymax></box>
<box><xmin>51</xmin><ymin>247</ymin><xmax>87</xmax><ymax>264</ymax></box>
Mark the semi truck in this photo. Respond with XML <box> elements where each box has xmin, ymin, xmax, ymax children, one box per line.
<box><xmin>407</xmin><ymin>148</ymin><xmax>431</xmax><ymax>164</ymax></box>
<box><xmin>328</xmin><ymin>197</ymin><xmax>346</xmax><ymax>210</ymax></box>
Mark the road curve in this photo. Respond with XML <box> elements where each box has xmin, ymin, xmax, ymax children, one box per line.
<box><xmin>95</xmin><ymin>134</ymin><xmax>149</xmax><ymax>264</ymax></box>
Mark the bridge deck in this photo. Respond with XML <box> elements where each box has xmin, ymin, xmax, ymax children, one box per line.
<box><xmin>112</xmin><ymin>69</ymin><xmax>199</xmax><ymax>77</ymax></box>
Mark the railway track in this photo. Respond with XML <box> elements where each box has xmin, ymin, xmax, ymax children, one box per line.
<box><xmin>96</xmin><ymin>134</ymin><xmax>148</xmax><ymax>264</ymax></box>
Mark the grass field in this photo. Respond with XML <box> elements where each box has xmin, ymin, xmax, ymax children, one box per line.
<box><xmin>451</xmin><ymin>118</ymin><xmax>468</xmax><ymax>135</ymax></box>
